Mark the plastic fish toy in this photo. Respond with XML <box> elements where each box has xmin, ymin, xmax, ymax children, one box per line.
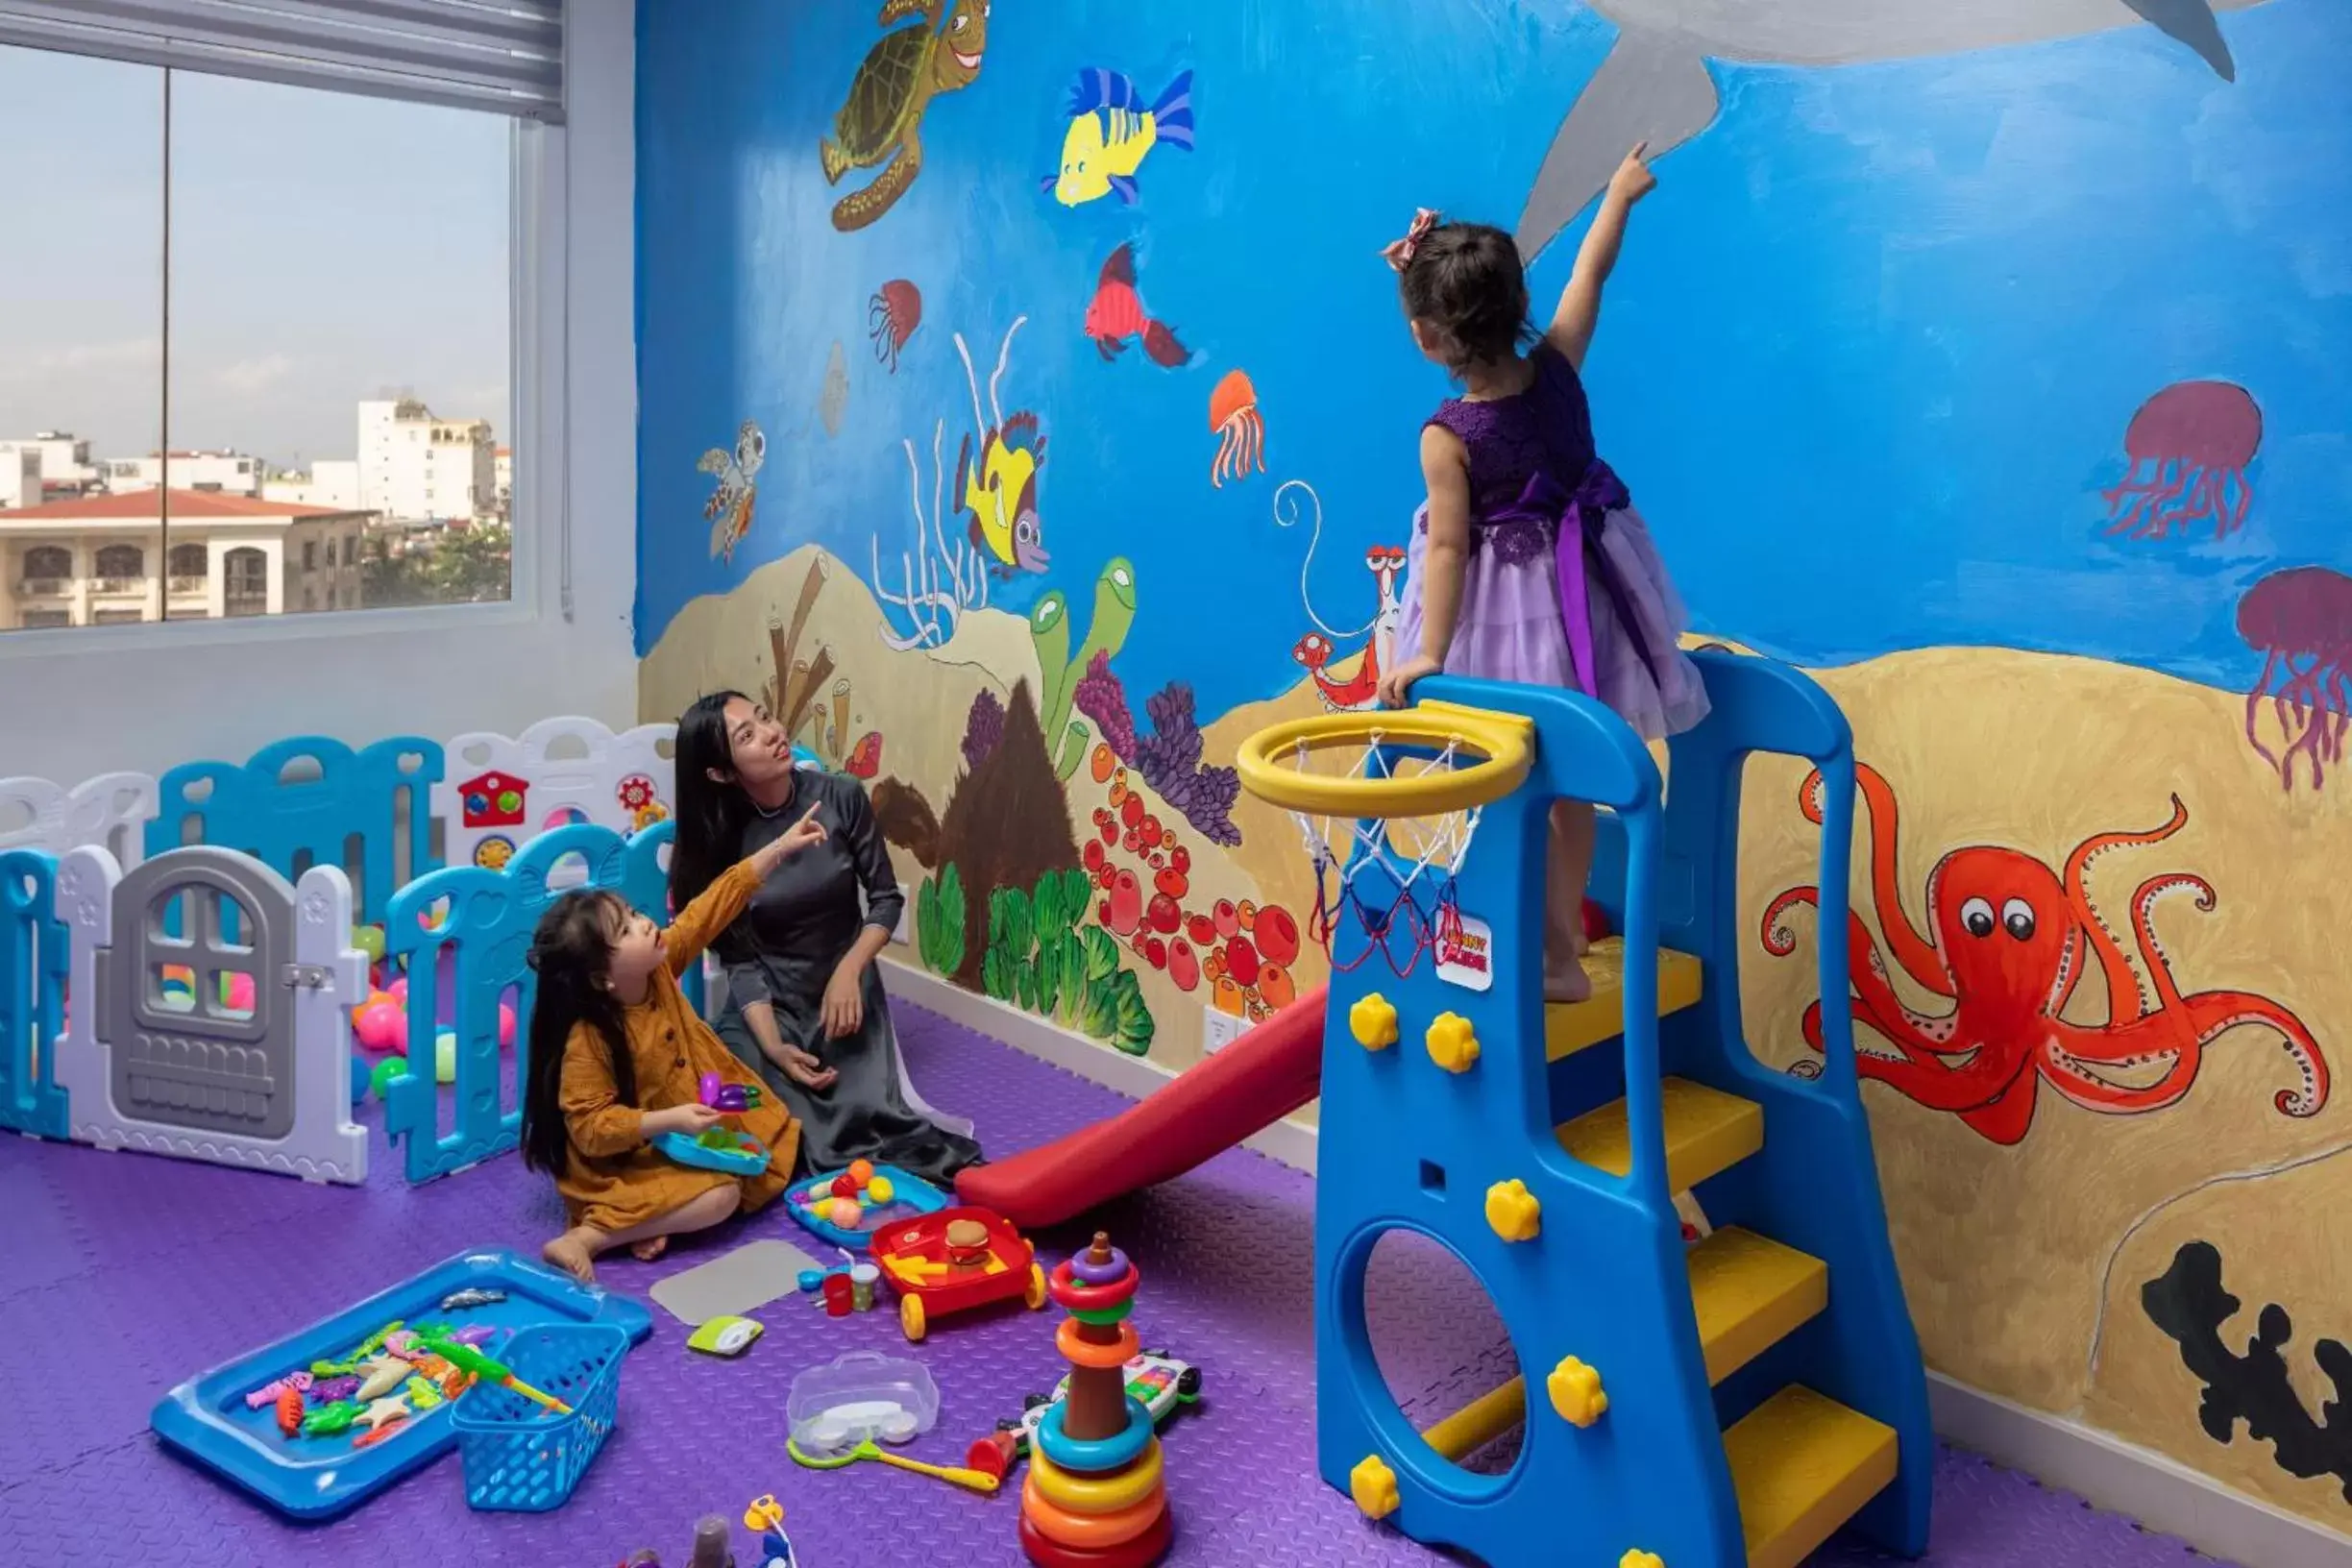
<box><xmin>243</xmin><ymin>1370</ymin><xmax>312</xmax><ymax>1409</ymax></box>
<box><xmin>355</xmin><ymin>1355</ymin><xmax>410</xmax><ymax>1403</ymax></box>
<box><xmin>274</xmin><ymin>1385</ymin><xmax>306</xmax><ymax>1437</ymax></box>
<box><xmin>1043</xmin><ymin>68</ymin><xmax>1194</xmax><ymax>207</ymax></box>
<box><xmin>404</xmin><ymin>1375</ymin><xmax>445</xmax><ymax>1411</ymax></box>
<box><xmin>301</xmin><ymin>1400</ymin><xmax>362</xmax><ymax>1438</ymax></box>
<box><xmin>445</xmin><ymin>1324</ymin><xmax>498</xmax><ymax>1347</ymax></box>
<box><xmin>310</xmin><ymin>1375</ymin><xmax>361</xmax><ymax>1404</ymax></box>
<box><xmin>438</xmin><ymin>1287</ymin><xmax>507</xmax><ymax>1312</ymax></box>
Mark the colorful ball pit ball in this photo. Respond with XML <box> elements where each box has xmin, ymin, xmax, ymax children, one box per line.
<box><xmin>867</xmin><ymin>1175</ymin><xmax>894</xmax><ymax>1204</ymax></box>
<box><xmin>354</xmin><ymin>999</ymin><xmax>405</xmax><ymax>1054</ymax></box>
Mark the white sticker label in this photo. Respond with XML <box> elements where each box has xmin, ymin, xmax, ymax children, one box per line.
<box><xmin>1435</xmin><ymin>914</ymin><xmax>1495</xmax><ymax>992</ymax></box>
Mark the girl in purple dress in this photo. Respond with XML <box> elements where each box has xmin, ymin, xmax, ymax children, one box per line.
<box><xmin>1377</xmin><ymin>143</ymin><xmax>1710</xmax><ymax>1003</ymax></box>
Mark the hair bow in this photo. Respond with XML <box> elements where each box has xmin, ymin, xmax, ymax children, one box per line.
<box><xmin>1382</xmin><ymin>208</ymin><xmax>1440</xmax><ymax>272</ymax></box>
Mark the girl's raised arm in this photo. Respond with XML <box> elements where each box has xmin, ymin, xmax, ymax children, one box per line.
<box><xmin>664</xmin><ymin>804</ymin><xmax>825</xmax><ymax>976</ymax></box>
<box><xmin>1546</xmin><ymin>143</ymin><xmax>1655</xmax><ymax>372</ymax></box>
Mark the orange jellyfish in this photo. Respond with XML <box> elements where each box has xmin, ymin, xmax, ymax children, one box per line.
<box><xmin>1209</xmin><ymin>369</ymin><xmax>1265</xmax><ymax>488</ymax></box>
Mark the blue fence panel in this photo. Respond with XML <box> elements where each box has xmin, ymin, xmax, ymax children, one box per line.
<box><xmin>0</xmin><ymin>849</ymin><xmax>70</xmax><ymax>1140</ymax></box>
<box><xmin>382</xmin><ymin>821</ymin><xmax>678</xmax><ymax>1184</ymax></box>
<box><xmin>148</xmin><ymin>736</ymin><xmax>444</xmax><ymax>928</ymax></box>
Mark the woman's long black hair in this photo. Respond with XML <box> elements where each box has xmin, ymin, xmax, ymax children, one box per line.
<box><xmin>670</xmin><ymin>690</ymin><xmax>756</xmax><ymax>919</ymax></box>
<box><xmin>519</xmin><ymin>890</ymin><xmax>638</xmax><ymax>1175</ymax></box>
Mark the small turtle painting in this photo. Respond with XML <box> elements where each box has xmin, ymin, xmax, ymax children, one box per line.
<box><xmin>821</xmin><ymin>0</ymin><xmax>990</xmax><ymax>233</ymax></box>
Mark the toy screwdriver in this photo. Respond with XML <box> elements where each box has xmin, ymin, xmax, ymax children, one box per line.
<box><xmin>415</xmin><ymin>1334</ymin><xmax>574</xmax><ymax>1417</ymax></box>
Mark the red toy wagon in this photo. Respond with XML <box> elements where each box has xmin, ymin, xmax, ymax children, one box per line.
<box><xmin>870</xmin><ymin>1206</ymin><xmax>1048</xmax><ymax>1341</ymax></box>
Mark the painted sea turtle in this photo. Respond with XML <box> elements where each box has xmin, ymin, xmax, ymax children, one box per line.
<box><xmin>821</xmin><ymin>0</ymin><xmax>989</xmax><ymax>233</ymax></box>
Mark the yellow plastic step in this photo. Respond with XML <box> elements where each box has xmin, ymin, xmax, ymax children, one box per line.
<box><xmin>1556</xmin><ymin>1077</ymin><xmax>1763</xmax><ymax>1192</ymax></box>
<box><xmin>1418</xmin><ymin>1229</ymin><xmax>1827</xmax><ymax>1465</ymax></box>
<box><xmin>1688</xmin><ymin>1228</ymin><xmax>1828</xmax><ymax>1384</ymax></box>
<box><xmin>1545</xmin><ymin>940</ymin><xmax>1705</xmax><ymax>1061</ymax></box>
<box><xmin>1726</xmin><ymin>1386</ymin><xmax>1899</xmax><ymax>1568</ymax></box>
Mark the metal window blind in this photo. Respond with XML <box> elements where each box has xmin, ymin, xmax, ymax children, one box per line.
<box><xmin>0</xmin><ymin>1</ymin><xmax>562</xmax><ymax>120</ymax></box>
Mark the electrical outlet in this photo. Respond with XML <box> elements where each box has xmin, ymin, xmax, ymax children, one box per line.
<box><xmin>1202</xmin><ymin>1008</ymin><xmax>1255</xmax><ymax>1054</ymax></box>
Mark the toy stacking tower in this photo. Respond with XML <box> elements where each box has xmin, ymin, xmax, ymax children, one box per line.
<box><xmin>1020</xmin><ymin>1232</ymin><xmax>1170</xmax><ymax>1567</ymax></box>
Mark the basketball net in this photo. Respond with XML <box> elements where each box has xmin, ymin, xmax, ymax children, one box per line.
<box><xmin>1283</xmin><ymin>731</ymin><xmax>1487</xmax><ymax>977</ymax></box>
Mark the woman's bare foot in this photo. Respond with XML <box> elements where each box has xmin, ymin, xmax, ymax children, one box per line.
<box><xmin>629</xmin><ymin>1236</ymin><xmax>670</xmax><ymax>1262</ymax></box>
<box><xmin>1544</xmin><ymin>962</ymin><xmax>1594</xmax><ymax>1005</ymax></box>
<box><xmin>542</xmin><ymin>1228</ymin><xmax>601</xmax><ymax>1285</ymax></box>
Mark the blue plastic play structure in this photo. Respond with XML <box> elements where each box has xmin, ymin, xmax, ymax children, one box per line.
<box><xmin>1295</xmin><ymin>652</ymin><xmax>1931</xmax><ymax>1568</ymax></box>
<box><xmin>0</xmin><ymin>848</ymin><xmax>70</xmax><ymax>1140</ymax></box>
<box><xmin>384</xmin><ymin>820</ymin><xmax>682</xmax><ymax>1183</ymax></box>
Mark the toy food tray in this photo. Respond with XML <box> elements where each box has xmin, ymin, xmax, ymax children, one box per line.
<box><xmin>785</xmin><ymin>1163</ymin><xmax>950</xmax><ymax>1250</ymax></box>
<box><xmin>655</xmin><ymin>1127</ymin><xmax>771</xmax><ymax>1176</ymax></box>
<box><xmin>151</xmin><ymin>1247</ymin><xmax>651</xmax><ymax>1520</ymax></box>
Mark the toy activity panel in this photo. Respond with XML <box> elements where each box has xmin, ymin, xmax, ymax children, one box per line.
<box><xmin>434</xmin><ymin>718</ymin><xmax>676</xmax><ymax>874</ymax></box>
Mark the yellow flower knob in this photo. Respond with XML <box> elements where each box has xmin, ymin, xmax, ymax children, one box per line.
<box><xmin>1620</xmin><ymin>1553</ymin><xmax>1664</xmax><ymax>1568</ymax></box>
<box><xmin>1484</xmin><ymin>1179</ymin><xmax>1541</xmax><ymax>1242</ymax></box>
<box><xmin>1349</xmin><ymin>1454</ymin><xmax>1401</xmax><ymax>1520</ymax></box>
<box><xmin>1425</xmin><ymin>1012</ymin><xmax>1481</xmax><ymax>1073</ymax></box>
<box><xmin>1350</xmin><ymin>993</ymin><xmax>1400</xmax><ymax>1051</ymax></box>
<box><xmin>1548</xmin><ymin>1355</ymin><xmax>1608</xmax><ymax>1428</ymax></box>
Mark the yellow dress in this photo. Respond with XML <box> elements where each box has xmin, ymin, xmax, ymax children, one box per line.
<box><xmin>554</xmin><ymin>860</ymin><xmax>800</xmax><ymax>1232</ymax></box>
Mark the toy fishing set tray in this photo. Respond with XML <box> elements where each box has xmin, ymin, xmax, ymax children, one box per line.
<box><xmin>151</xmin><ymin>1247</ymin><xmax>651</xmax><ymax>1520</ymax></box>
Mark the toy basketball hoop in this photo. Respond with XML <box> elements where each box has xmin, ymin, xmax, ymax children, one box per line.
<box><xmin>1235</xmin><ymin>701</ymin><xmax>1533</xmax><ymax>977</ymax></box>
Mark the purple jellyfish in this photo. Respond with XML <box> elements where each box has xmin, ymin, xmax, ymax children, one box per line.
<box><xmin>2237</xmin><ymin>566</ymin><xmax>2352</xmax><ymax>793</ymax></box>
<box><xmin>2101</xmin><ymin>380</ymin><xmax>2263</xmax><ymax>541</ymax></box>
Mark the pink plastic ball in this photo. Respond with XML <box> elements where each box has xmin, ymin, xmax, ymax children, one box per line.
<box><xmin>387</xmin><ymin>978</ymin><xmax>408</xmax><ymax>1004</ymax></box>
<box><xmin>826</xmin><ymin>1197</ymin><xmax>863</xmax><ymax>1230</ymax></box>
<box><xmin>499</xmin><ymin>1002</ymin><xmax>517</xmax><ymax>1050</ymax></box>
<box><xmin>354</xmin><ymin>1002</ymin><xmax>406</xmax><ymax>1054</ymax></box>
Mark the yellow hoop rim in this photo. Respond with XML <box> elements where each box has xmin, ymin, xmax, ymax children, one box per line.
<box><xmin>1235</xmin><ymin>700</ymin><xmax>1534</xmax><ymax>817</ymax></box>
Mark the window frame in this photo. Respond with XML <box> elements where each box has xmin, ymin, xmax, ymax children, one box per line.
<box><xmin>0</xmin><ymin>71</ymin><xmax>563</xmax><ymax>655</ymax></box>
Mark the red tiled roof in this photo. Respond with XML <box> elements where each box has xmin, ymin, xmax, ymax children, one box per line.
<box><xmin>2</xmin><ymin>487</ymin><xmax>355</xmax><ymax>521</ymax></box>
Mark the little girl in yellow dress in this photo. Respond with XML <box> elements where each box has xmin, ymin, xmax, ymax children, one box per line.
<box><xmin>520</xmin><ymin>806</ymin><xmax>824</xmax><ymax>1283</ymax></box>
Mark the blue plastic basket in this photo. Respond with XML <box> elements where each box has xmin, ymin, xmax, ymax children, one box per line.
<box><xmin>452</xmin><ymin>1322</ymin><xmax>627</xmax><ymax>1511</ymax></box>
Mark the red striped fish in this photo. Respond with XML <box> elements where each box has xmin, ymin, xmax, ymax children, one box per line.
<box><xmin>1085</xmin><ymin>244</ymin><xmax>1191</xmax><ymax>368</ymax></box>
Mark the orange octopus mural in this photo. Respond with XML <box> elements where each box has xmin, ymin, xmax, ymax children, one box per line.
<box><xmin>1760</xmin><ymin>764</ymin><xmax>2329</xmax><ymax>1146</ymax></box>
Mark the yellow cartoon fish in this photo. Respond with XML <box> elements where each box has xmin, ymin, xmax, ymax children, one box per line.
<box><xmin>1041</xmin><ymin>69</ymin><xmax>1194</xmax><ymax>208</ymax></box>
<box><xmin>956</xmin><ymin>411</ymin><xmax>1048</xmax><ymax>576</ymax></box>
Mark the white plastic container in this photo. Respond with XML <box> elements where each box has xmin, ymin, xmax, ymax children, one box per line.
<box><xmin>786</xmin><ymin>1351</ymin><xmax>940</xmax><ymax>1454</ymax></box>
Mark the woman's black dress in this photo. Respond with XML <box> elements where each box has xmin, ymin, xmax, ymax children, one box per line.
<box><xmin>709</xmin><ymin>770</ymin><xmax>982</xmax><ymax>1183</ymax></box>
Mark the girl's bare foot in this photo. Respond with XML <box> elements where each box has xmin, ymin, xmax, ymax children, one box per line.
<box><xmin>542</xmin><ymin>1228</ymin><xmax>600</xmax><ymax>1285</ymax></box>
<box><xmin>1544</xmin><ymin>962</ymin><xmax>1594</xmax><ymax>1005</ymax></box>
<box><xmin>629</xmin><ymin>1236</ymin><xmax>670</xmax><ymax>1262</ymax></box>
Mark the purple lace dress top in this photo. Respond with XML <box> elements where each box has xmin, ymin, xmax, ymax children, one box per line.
<box><xmin>1395</xmin><ymin>343</ymin><xmax>1710</xmax><ymax>741</ymax></box>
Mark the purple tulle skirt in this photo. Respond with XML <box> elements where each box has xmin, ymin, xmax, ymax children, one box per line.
<box><xmin>1395</xmin><ymin>500</ymin><xmax>1710</xmax><ymax>743</ymax></box>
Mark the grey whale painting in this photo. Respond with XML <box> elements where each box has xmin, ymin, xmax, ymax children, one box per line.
<box><xmin>1519</xmin><ymin>0</ymin><xmax>2274</xmax><ymax>262</ymax></box>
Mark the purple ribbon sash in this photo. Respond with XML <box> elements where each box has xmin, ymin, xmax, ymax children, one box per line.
<box><xmin>1484</xmin><ymin>462</ymin><xmax>1654</xmax><ymax>699</ymax></box>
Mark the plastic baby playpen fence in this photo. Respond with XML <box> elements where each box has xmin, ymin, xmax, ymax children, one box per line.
<box><xmin>0</xmin><ymin>717</ymin><xmax>747</xmax><ymax>1188</ymax></box>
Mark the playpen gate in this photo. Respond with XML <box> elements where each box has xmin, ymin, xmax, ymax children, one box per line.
<box><xmin>56</xmin><ymin>845</ymin><xmax>367</xmax><ymax>1184</ymax></box>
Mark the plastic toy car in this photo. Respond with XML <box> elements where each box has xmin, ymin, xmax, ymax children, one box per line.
<box><xmin>869</xmin><ymin>1206</ymin><xmax>1047</xmax><ymax>1341</ymax></box>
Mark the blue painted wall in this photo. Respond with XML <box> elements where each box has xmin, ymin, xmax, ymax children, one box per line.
<box><xmin>635</xmin><ymin>0</ymin><xmax>2351</xmax><ymax>720</ymax></box>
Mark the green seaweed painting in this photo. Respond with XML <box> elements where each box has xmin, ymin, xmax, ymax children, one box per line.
<box><xmin>1030</xmin><ymin>556</ymin><xmax>1136</xmax><ymax>780</ymax></box>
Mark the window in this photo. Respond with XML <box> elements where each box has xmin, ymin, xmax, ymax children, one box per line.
<box><xmin>303</xmin><ymin>541</ymin><xmax>316</xmax><ymax>571</ymax></box>
<box><xmin>167</xmin><ymin>542</ymin><xmax>207</xmax><ymax>580</ymax></box>
<box><xmin>21</xmin><ymin>544</ymin><xmax>69</xmax><ymax>584</ymax></box>
<box><xmin>223</xmin><ymin>546</ymin><xmax>267</xmax><ymax>617</ymax></box>
<box><xmin>19</xmin><ymin>608</ymin><xmax>68</xmax><ymax>628</ymax></box>
<box><xmin>0</xmin><ymin>1</ymin><xmax>557</xmax><ymax>639</ymax></box>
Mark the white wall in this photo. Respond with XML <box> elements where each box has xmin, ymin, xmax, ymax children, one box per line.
<box><xmin>0</xmin><ymin>0</ymin><xmax>639</xmax><ymax>784</ymax></box>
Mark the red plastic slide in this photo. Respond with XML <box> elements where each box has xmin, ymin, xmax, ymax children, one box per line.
<box><xmin>955</xmin><ymin>988</ymin><xmax>1329</xmax><ymax>1229</ymax></box>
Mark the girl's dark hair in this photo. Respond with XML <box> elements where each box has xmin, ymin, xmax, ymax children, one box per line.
<box><xmin>519</xmin><ymin>890</ymin><xmax>637</xmax><ymax>1175</ymax></box>
<box><xmin>1398</xmin><ymin>222</ymin><xmax>1534</xmax><ymax>375</ymax></box>
<box><xmin>670</xmin><ymin>690</ymin><xmax>755</xmax><ymax>919</ymax></box>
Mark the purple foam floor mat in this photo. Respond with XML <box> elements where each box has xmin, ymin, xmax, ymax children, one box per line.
<box><xmin>0</xmin><ymin>1003</ymin><xmax>2242</xmax><ymax>1567</ymax></box>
